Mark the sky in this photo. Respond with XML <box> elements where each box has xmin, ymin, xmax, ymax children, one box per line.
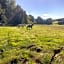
<box><xmin>16</xmin><ymin>0</ymin><xmax>64</xmax><ymax>19</ymax></box>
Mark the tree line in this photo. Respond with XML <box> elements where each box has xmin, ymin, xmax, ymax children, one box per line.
<box><xmin>0</xmin><ymin>0</ymin><xmax>64</xmax><ymax>26</ymax></box>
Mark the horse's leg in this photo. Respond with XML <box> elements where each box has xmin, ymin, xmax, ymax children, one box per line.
<box><xmin>31</xmin><ymin>26</ymin><xmax>32</xmax><ymax>29</ymax></box>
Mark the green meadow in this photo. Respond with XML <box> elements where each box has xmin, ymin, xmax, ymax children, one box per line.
<box><xmin>0</xmin><ymin>25</ymin><xmax>64</xmax><ymax>64</ymax></box>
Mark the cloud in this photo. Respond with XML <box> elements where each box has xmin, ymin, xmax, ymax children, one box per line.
<box><xmin>41</xmin><ymin>13</ymin><xmax>62</xmax><ymax>19</ymax></box>
<box><xmin>41</xmin><ymin>13</ymin><xmax>50</xmax><ymax>19</ymax></box>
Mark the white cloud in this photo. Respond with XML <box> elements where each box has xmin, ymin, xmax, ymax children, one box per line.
<box><xmin>26</xmin><ymin>12</ymin><xmax>63</xmax><ymax>19</ymax></box>
<box><xmin>41</xmin><ymin>13</ymin><xmax>50</xmax><ymax>19</ymax></box>
<box><xmin>41</xmin><ymin>13</ymin><xmax>62</xmax><ymax>19</ymax></box>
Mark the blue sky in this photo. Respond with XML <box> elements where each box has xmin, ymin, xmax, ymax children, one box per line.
<box><xmin>16</xmin><ymin>0</ymin><xmax>64</xmax><ymax>19</ymax></box>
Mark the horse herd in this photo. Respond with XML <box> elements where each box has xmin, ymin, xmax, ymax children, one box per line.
<box><xmin>18</xmin><ymin>23</ymin><xmax>34</xmax><ymax>29</ymax></box>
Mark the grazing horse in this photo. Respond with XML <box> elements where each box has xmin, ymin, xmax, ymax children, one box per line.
<box><xmin>26</xmin><ymin>24</ymin><xmax>34</xmax><ymax>29</ymax></box>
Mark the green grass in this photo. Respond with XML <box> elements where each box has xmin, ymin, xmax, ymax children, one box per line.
<box><xmin>0</xmin><ymin>25</ymin><xmax>64</xmax><ymax>64</ymax></box>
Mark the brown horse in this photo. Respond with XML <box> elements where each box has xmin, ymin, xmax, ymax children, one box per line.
<box><xmin>26</xmin><ymin>24</ymin><xmax>34</xmax><ymax>29</ymax></box>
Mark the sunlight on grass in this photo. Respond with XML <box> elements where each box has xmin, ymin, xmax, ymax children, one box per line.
<box><xmin>0</xmin><ymin>25</ymin><xmax>64</xmax><ymax>64</ymax></box>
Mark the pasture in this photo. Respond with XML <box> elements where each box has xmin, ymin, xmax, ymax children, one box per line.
<box><xmin>0</xmin><ymin>25</ymin><xmax>64</xmax><ymax>64</ymax></box>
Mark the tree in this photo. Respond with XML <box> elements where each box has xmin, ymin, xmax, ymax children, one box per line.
<box><xmin>29</xmin><ymin>15</ymin><xmax>35</xmax><ymax>23</ymax></box>
<box><xmin>0</xmin><ymin>0</ymin><xmax>16</xmax><ymax>25</ymax></box>
<box><xmin>27</xmin><ymin>15</ymin><xmax>33</xmax><ymax>24</ymax></box>
<box><xmin>8</xmin><ymin>5</ymin><xmax>27</xmax><ymax>25</ymax></box>
<box><xmin>5</xmin><ymin>0</ymin><xmax>16</xmax><ymax>19</ymax></box>
<box><xmin>36</xmin><ymin>16</ymin><xmax>44</xmax><ymax>24</ymax></box>
<box><xmin>0</xmin><ymin>4</ymin><xmax>7</xmax><ymax>25</ymax></box>
<box><xmin>0</xmin><ymin>0</ymin><xmax>36</xmax><ymax>26</ymax></box>
<box><xmin>45</xmin><ymin>18</ymin><xmax>52</xmax><ymax>25</ymax></box>
<box><xmin>58</xmin><ymin>18</ymin><xmax>64</xmax><ymax>25</ymax></box>
<box><xmin>0</xmin><ymin>0</ymin><xmax>8</xmax><ymax>9</ymax></box>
